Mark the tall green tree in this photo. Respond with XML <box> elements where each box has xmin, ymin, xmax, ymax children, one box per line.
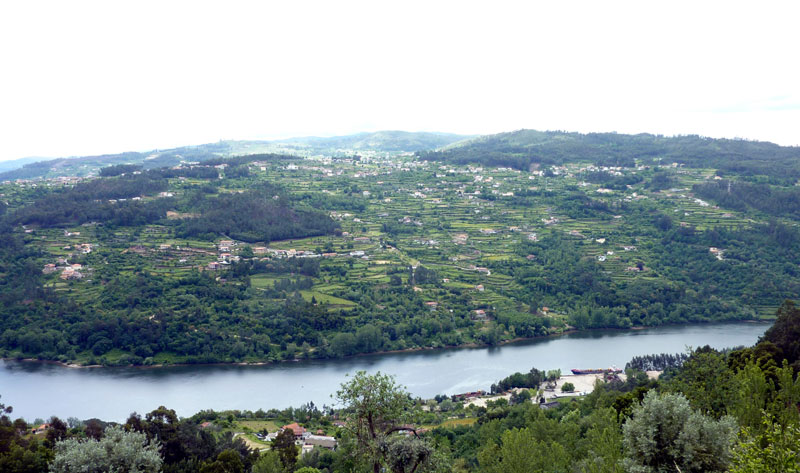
<box><xmin>335</xmin><ymin>371</ymin><xmax>444</xmax><ymax>473</ymax></box>
<box><xmin>271</xmin><ymin>428</ymin><xmax>298</xmax><ymax>471</ymax></box>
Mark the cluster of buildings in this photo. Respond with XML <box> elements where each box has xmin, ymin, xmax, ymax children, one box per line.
<box><xmin>43</xmin><ymin>260</ymin><xmax>87</xmax><ymax>280</ymax></box>
<box><xmin>258</xmin><ymin>423</ymin><xmax>337</xmax><ymax>454</ymax></box>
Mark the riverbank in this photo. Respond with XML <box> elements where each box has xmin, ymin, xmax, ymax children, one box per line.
<box><xmin>0</xmin><ymin>321</ymin><xmax>770</xmax><ymax>421</ymax></box>
<box><xmin>1</xmin><ymin>318</ymin><xmax>772</xmax><ymax>370</ymax></box>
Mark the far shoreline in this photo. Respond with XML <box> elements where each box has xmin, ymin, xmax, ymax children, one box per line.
<box><xmin>1</xmin><ymin>318</ymin><xmax>772</xmax><ymax>371</ymax></box>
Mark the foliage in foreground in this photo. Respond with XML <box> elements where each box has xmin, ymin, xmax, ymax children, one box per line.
<box><xmin>50</xmin><ymin>425</ymin><xmax>162</xmax><ymax>473</ymax></box>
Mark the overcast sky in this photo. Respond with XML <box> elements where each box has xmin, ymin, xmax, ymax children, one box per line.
<box><xmin>1</xmin><ymin>1</ymin><xmax>798</xmax><ymax>161</ymax></box>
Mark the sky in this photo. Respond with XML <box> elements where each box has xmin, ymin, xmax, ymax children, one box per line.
<box><xmin>1</xmin><ymin>1</ymin><xmax>799</xmax><ymax>162</ymax></box>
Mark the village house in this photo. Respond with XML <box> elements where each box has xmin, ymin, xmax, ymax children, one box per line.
<box><xmin>60</xmin><ymin>267</ymin><xmax>83</xmax><ymax>280</ymax></box>
<box><xmin>281</xmin><ymin>423</ymin><xmax>307</xmax><ymax>440</ymax></box>
<box><xmin>31</xmin><ymin>423</ymin><xmax>50</xmax><ymax>435</ymax></box>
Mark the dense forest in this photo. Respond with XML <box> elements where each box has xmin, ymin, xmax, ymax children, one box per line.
<box><xmin>1</xmin><ymin>302</ymin><xmax>798</xmax><ymax>472</ymax></box>
<box><xmin>419</xmin><ymin>129</ymin><xmax>800</xmax><ymax>179</ymax></box>
<box><xmin>174</xmin><ymin>188</ymin><xmax>338</xmax><ymax>243</ymax></box>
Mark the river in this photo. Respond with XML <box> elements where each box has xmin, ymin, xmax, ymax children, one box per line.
<box><xmin>0</xmin><ymin>322</ymin><xmax>769</xmax><ymax>422</ymax></box>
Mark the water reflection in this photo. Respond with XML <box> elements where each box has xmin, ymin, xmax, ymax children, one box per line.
<box><xmin>0</xmin><ymin>322</ymin><xmax>770</xmax><ymax>421</ymax></box>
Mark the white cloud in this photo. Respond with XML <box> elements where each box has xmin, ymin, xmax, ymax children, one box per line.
<box><xmin>1</xmin><ymin>0</ymin><xmax>798</xmax><ymax>161</ymax></box>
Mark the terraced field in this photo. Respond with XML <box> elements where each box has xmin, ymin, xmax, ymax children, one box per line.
<box><xmin>5</xmin><ymin>152</ymin><xmax>793</xmax><ymax>364</ymax></box>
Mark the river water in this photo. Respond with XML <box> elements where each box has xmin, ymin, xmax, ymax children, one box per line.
<box><xmin>0</xmin><ymin>322</ymin><xmax>769</xmax><ymax>422</ymax></box>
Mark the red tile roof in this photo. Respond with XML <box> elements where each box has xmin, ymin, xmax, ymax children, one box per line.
<box><xmin>282</xmin><ymin>422</ymin><xmax>306</xmax><ymax>435</ymax></box>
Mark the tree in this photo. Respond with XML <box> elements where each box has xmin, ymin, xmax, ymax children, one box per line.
<box><xmin>199</xmin><ymin>449</ymin><xmax>245</xmax><ymax>473</ymax></box>
<box><xmin>622</xmin><ymin>390</ymin><xmax>737</xmax><ymax>473</ymax></box>
<box><xmin>561</xmin><ymin>382</ymin><xmax>575</xmax><ymax>392</ymax></box>
<box><xmin>478</xmin><ymin>427</ymin><xmax>570</xmax><ymax>473</ymax></box>
<box><xmin>271</xmin><ymin>428</ymin><xmax>298</xmax><ymax>471</ymax></box>
<box><xmin>45</xmin><ymin>416</ymin><xmax>68</xmax><ymax>447</ymax></box>
<box><xmin>762</xmin><ymin>300</ymin><xmax>800</xmax><ymax>370</ymax></box>
<box><xmin>731</xmin><ymin>415</ymin><xmax>800</xmax><ymax>473</ymax></box>
<box><xmin>335</xmin><ymin>371</ymin><xmax>443</xmax><ymax>473</ymax></box>
<box><xmin>239</xmin><ymin>246</ymin><xmax>255</xmax><ymax>259</ymax></box>
<box><xmin>252</xmin><ymin>450</ymin><xmax>283</xmax><ymax>473</ymax></box>
<box><xmin>665</xmin><ymin>347</ymin><xmax>735</xmax><ymax>417</ymax></box>
<box><xmin>50</xmin><ymin>425</ymin><xmax>162</xmax><ymax>473</ymax></box>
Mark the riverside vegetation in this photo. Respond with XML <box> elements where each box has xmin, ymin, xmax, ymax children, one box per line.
<box><xmin>1</xmin><ymin>300</ymin><xmax>799</xmax><ymax>472</ymax></box>
<box><xmin>2</xmin><ymin>130</ymin><xmax>800</xmax><ymax>365</ymax></box>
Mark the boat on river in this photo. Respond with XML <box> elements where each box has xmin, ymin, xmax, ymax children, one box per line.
<box><xmin>571</xmin><ymin>367</ymin><xmax>622</xmax><ymax>375</ymax></box>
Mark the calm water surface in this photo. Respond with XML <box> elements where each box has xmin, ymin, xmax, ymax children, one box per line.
<box><xmin>0</xmin><ymin>322</ymin><xmax>769</xmax><ymax>421</ymax></box>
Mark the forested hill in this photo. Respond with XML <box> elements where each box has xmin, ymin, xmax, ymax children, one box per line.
<box><xmin>418</xmin><ymin>129</ymin><xmax>800</xmax><ymax>179</ymax></box>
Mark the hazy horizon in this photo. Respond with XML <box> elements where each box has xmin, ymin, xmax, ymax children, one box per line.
<box><xmin>2</xmin><ymin>1</ymin><xmax>799</xmax><ymax>162</ymax></box>
<box><xmin>4</xmin><ymin>126</ymin><xmax>800</xmax><ymax>165</ymax></box>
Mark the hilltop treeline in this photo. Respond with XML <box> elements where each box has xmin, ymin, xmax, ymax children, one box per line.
<box><xmin>693</xmin><ymin>179</ymin><xmax>800</xmax><ymax>218</ymax></box>
<box><xmin>9</xmin><ymin>172</ymin><xmax>171</xmax><ymax>227</ymax></box>
<box><xmin>6</xmin><ymin>161</ymin><xmax>339</xmax><ymax>243</ymax></box>
<box><xmin>419</xmin><ymin>129</ymin><xmax>800</xmax><ymax>177</ymax></box>
<box><xmin>173</xmin><ymin>188</ymin><xmax>338</xmax><ymax>243</ymax></box>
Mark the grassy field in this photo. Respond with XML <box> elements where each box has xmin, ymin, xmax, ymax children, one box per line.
<box><xmin>235</xmin><ymin>420</ymin><xmax>280</xmax><ymax>432</ymax></box>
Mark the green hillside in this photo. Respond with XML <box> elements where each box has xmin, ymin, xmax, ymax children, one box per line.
<box><xmin>420</xmin><ymin>129</ymin><xmax>800</xmax><ymax>179</ymax></box>
<box><xmin>1</xmin><ymin>134</ymin><xmax>799</xmax><ymax>366</ymax></box>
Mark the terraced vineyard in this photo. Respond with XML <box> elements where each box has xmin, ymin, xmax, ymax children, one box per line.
<box><xmin>1</xmin><ymin>149</ymin><xmax>797</xmax><ymax>365</ymax></box>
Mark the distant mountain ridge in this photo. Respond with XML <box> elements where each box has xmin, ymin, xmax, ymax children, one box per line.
<box><xmin>0</xmin><ymin>156</ymin><xmax>43</xmax><ymax>173</ymax></box>
<box><xmin>5</xmin><ymin>128</ymin><xmax>800</xmax><ymax>182</ymax></box>
<box><xmin>0</xmin><ymin>131</ymin><xmax>470</xmax><ymax>181</ymax></box>
<box><xmin>420</xmin><ymin>129</ymin><xmax>800</xmax><ymax>179</ymax></box>
<box><xmin>273</xmin><ymin>130</ymin><xmax>470</xmax><ymax>152</ymax></box>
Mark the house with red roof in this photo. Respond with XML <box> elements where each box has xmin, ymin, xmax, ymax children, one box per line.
<box><xmin>282</xmin><ymin>422</ymin><xmax>307</xmax><ymax>439</ymax></box>
<box><xmin>32</xmin><ymin>423</ymin><xmax>50</xmax><ymax>435</ymax></box>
